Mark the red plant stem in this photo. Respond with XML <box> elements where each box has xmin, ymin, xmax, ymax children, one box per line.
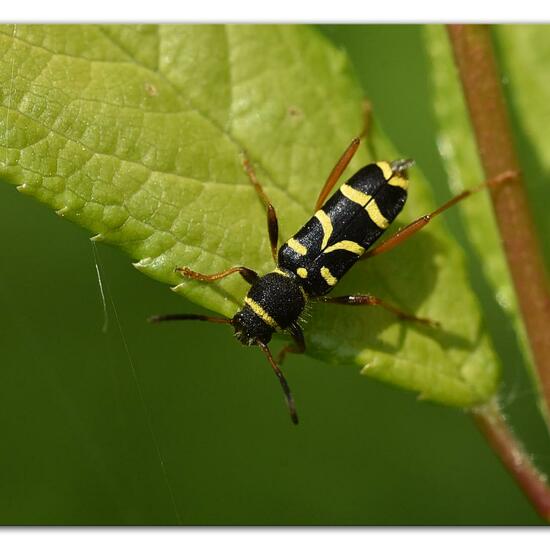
<box><xmin>447</xmin><ymin>24</ymin><xmax>550</xmax><ymax>523</ymax></box>
<box><xmin>473</xmin><ymin>400</ymin><xmax>550</xmax><ymax>522</ymax></box>
<box><xmin>447</xmin><ymin>25</ymin><xmax>550</xmax><ymax>421</ymax></box>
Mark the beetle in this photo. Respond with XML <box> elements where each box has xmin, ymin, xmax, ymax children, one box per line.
<box><xmin>150</xmin><ymin>136</ymin><xmax>513</xmax><ymax>424</ymax></box>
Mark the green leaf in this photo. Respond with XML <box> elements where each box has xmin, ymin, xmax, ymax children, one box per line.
<box><xmin>0</xmin><ymin>24</ymin><xmax>501</xmax><ymax>407</ymax></box>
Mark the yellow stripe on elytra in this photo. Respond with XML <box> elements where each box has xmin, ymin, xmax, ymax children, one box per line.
<box><xmin>273</xmin><ymin>268</ymin><xmax>290</xmax><ymax>278</ymax></box>
<box><xmin>314</xmin><ymin>210</ymin><xmax>333</xmax><ymax>249</ymax></box>
<box><xmin>366</xmin><ymin>199</ymin><xmax>389</xmax><ymax>229</ymax></box>
<box><xmin>341</xmin><ymin>183</ymin><xmax>389</xmax><ymax>229</ymax></box>
<box><xmin>296</xmin><ymin>267</ymin><xmax>308</xmax><ymax>279</ymax></box>
<box><xmin>320</xmin><ymin>266</ymin><xmax>338</xmax><ymax>286</ymax></box>
<box><xmin>287</xmin><ymin>237</ymin><xmax>307</xmax><ymax>256</ymax></box>
<box><xmin>324</xmin><ymin>240</ymin><xmax>365</xmax><ymax>256</ymax></box>
<box><xmin>244</xmin><ymin>297</ymin><xmax>279</xmax><ymax>329</ymax></box>
<box><xmin>340</xmin><ymin>183</ymin><xmax>370</xmax><ymax>206</ymax></box>
<box><xmin>388</xmin><ymin>175</ymin><xmax>409</xmax><ymax>190</ymax></box>
<box><xmin>376</xmin><ymin>161</ymin><xmax>392</xmax><ymax>180</ymax></box>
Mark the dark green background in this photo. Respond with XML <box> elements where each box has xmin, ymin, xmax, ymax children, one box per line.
<box><xmin>1</xmin><ymin>25</ymin><xmax>548</xmax><ymax>525</ymax></box>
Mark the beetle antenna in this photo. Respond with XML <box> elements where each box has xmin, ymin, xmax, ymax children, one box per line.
<box><xmin>148</xmin><ymin>313</ymin><xmax>234</xmax><ymax>325</ymax></box>
<box><xmin>257</xmin><ymin>341</ymin><xmax>299</xmax><ymax>425</ymax></box>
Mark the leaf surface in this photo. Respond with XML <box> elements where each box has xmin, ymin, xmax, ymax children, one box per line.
<box><xmin>0</xmin><ymin>24</ymin><xmax>501</xmax><ymax>407</ymax></box>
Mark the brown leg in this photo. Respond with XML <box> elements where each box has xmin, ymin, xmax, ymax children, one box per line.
<box><xmin>315</xmin><ymin>101</ymin><xmax>378</xmax><ymax>211</ymax></box>
<box><xmin>362</xmin><ymin>169</ymin><xmax>517</xmax><ymax>260</ymax></box>
<box><xmin>317</xmin><ymin>294</ymin><xmax>439</xmax><ymax>327</ymax></box>
<box><xmin>276</xmin><ymin>324</ymin><xmax>306</xmax><ymax>365</ymax></box>
<box><xmin>176</xmin><ymin>265</ymin><xmax>259</xmax><ymax>286</ymax></box>
<box><xmin>314</xmin><ymin>137</ymin><xmax>361</xmax><ymax>212</ymax></box>
<box><xmin>242</xmin><ymin>156</ymin><xmax>279</xmax><ymax>264</ymax></box>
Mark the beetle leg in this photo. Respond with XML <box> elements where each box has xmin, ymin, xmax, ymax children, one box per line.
<box><xmin>175</xmin><ymin>265</ymin><xmax>259</xmax><ymax>286</ymax></box>
<box><xmin>362</xmin><ymin>170</ymin><xmax>517</xmax><ymax>260</ymax></box>
<box><xmin>242</xmin><ymin>155</ymin><xmax>280</xmax><ymax>264</ymax></box>
<box><xmin>317</xmin><ymin>294</ymin><xmax>439</xmax><ymax>327</ymax></box>
<box><xmin>276</xmin><ymin>324</ymin><xmax>306</xmax><ymax>365</ymax></box>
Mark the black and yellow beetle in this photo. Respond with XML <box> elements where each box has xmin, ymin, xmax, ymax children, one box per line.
<box><xmin>150</xmin><ymin>136</ymin><xmax>511</xmax><ymax>424</ymax></box>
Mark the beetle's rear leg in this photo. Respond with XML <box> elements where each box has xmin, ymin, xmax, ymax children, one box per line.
<box><xmin>362</xmin><ymin>169</ymin><xmax>518</xmax><ymax>260</ymax></box>
<box><xmin>314</xmin><ymin>137</ymin><xmax>361</xmax><ymax>212</ymax></box>
<box><xmin>317</xmin><ymin>294</ymin><xmax>439</xmax><ymax>327</ymax></box>
<box><xmin>314</xmin><ymin>100</ymin><xmax>377</xmax><ymax>212</ymax></box>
